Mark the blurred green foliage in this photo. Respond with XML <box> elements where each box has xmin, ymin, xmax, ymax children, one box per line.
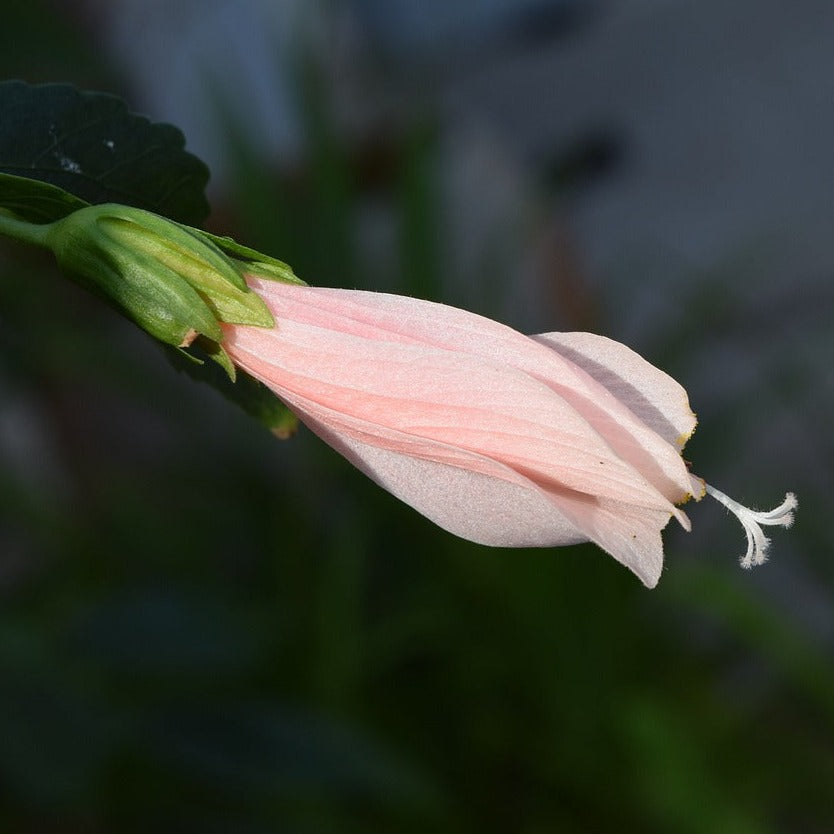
<box><xmin>1</xmin><ymin>3</ymin><xmax>833</xmax><ymax>832</ymax></box>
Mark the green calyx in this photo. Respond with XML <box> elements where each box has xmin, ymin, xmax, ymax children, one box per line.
<box><xmin>0</xmin><ymin>196</ymin><xmax>305</xmax><ymax>433</ymax></box>
<box><xmin>41</xmin><ymin>203</ymin><xmax>281</xmax><ymax>378</ymax></box>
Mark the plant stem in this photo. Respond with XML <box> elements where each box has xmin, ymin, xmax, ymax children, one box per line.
<box><xmin>0</xmin><ymin>211</ymin><xmax>53</xmax><ymax>248</ymax></box>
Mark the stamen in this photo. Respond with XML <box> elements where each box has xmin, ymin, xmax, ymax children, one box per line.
<box><xmin>705</xmin><ymin>485</ymin><xmax>797</xmax><ymax>569</ymax></box>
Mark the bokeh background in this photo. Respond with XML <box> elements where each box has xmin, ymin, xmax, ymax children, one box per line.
<box><xmin>1</xmin><ymin>1</ymin><xmax>832</xmax><ymax>831</ymax></box>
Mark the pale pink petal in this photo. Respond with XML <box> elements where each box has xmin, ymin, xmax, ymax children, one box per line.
<box><xmin>298</xmin><ymin>404</ymin><xmax>585</xmax><ymax>547</ymax></box>
<box><xmin>534</xmin><ymin>332</ymin><xmax>697</xmax><ymax>450</ymax></box>
<box><xmin>225</xmin><ymin>322</ymin><xmax>683</xmax><ymax>517</ymax></box>
<box><xmin>247</xmin><ymin>279</ymin><xmax>695</xmax><ymax>505</ymax></box>
<box><xmin>547</xmin><ymin>494</ymin><xmax>672</xmax><ymax>588</ymax></box>
<box><xmin>284</xmin><ymin>391</ymin><xmax>672</xmax><ymax>587</ymax></box>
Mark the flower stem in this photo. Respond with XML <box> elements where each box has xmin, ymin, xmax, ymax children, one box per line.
<box><xmin>0</xmin><ymin>211</ymin><xmax>53</xmax><ymax>248</ymax></box>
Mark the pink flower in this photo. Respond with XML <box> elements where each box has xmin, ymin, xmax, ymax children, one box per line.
<box><xmin>223</xmin><ymin>276</ymin><xmax>796</xmax><ymax>588</ymax></box>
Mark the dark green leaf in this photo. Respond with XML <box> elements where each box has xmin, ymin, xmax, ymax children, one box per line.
<box><xmin>0</xmin><ymin>80</ymin><xmax>210</xmax><ymax>224</ymax></box>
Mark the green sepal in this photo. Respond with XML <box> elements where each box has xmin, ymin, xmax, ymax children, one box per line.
<box><xmin>169</xmin><ymin>340</ymin><xmax>236</xmax><ymax>385</ymax></box>
<box><xmin>166</xmin><ymin>342</ymin><xmax>299</xmax><ymax>437</ymax></box>
<box><xmin>199</xmin><ymin>230</ymin><xmax>307</xmax><ymax>286</ymax></box>
<box><xmin>188</xmin><ymin>335</ymin><xmax>237</xmax><ymax>382</ymax></box>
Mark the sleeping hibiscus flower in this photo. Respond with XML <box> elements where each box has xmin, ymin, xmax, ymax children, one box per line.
<box><xmin>18</xmin><ymin>202</ymin><xmax>795</xmax><ymax>588</ymax></box>
<box><xmin>223</xmin><ymin>274</ymin><xmax>796</xmax><ymax>588</ymax></box>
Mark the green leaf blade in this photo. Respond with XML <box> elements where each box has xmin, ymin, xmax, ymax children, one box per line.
<box><xmin>0</xmin><ymin>81</ymin><xmax>210</xmax><ymax>225</ymax></box>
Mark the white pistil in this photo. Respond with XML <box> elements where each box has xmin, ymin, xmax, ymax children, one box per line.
<box><xmin>705</xmin><ymin>485</ymin><xmax>797</xmax><ymax>569</ymax></box>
